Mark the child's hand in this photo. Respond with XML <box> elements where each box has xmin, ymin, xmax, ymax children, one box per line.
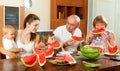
<box><xmin>8</xmin><ymin>52</ymin><xmax>18</xmax><ymax>59</ymax></box>
<box><xmin>87</xmin><ymin>31</ymin><xmax>94</xmax><ymax>39</ymax></box>
<box><xmin>101</xmin><ymin>32</ymin><xmax>108</xmax><ymax>40</ymax></box>
<box><xmin>85</xmin><ymin>31</ymin><xmax>94</xmax><ymax>44</ymax></box>
<box><xmin>37</xmin><ymin>42</ymin><xmax>45</xmax><ymax>48</ymax></box>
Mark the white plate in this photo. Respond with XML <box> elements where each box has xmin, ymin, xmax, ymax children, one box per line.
<box><xmin>56</xmin><ymin>51</ymin><xmax>73</xmax><ymax>57</ymax></box>
<box><xmin>59</xmin><ymin>51</ymin><xmax>73</xmax><ymax>54</ymax></box>
<box><xmin>104</xmin><ymin>52</ymin><xmax>120</xmax><ymax>56</ymax></box>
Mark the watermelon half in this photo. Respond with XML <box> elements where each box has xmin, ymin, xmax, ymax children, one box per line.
<box><xmin>92</xmin><ymin>28</ymin><xmax>105</xmax><ymax>34</ymax></box>
<box><xmin>20</xmin><ymin>54</ymin><xmax>37</xmax><ymax>67</ymax></box>
<box><xmin>80</xmin><ymin>45</ymin><xmax>101</xmax><ymax>59</ymax></box>
<box><xmin>71</xmin><ymin>36</ymin><xmax>84</xmax><ymax>42</ymax></box>
<box><xmin>85</xmin><ymin>45</ymin><xmax>104</xmax><ymax>55</ymax></box>
<box><xmin>37</xmin><ymin>53</ymin><xmax>46</xmax><ymax>66</ymax></box>
<box><xmin>107</xmin><ymin>45</ymin><xmax>119</xmax><ymax>55</ymax></box>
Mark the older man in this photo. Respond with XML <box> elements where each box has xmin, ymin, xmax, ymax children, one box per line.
<box><xmin>53</xmin><ymin>15</ymin><xmax>82</xmax><ymax>52</ymax></box>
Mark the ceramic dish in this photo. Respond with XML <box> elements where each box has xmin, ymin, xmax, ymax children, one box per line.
<box><xmin>104</xmin><ymin>52</ymin><xmax>120</xmax><ymax>56</ymax></box>
<box><xmin>59</xmin><ymin>51</ymin><xmax>73</xmax><ymax>54</ymax></box>
<box><xmin>50</xmin><ymin>60</ymin><xmax>69</xmax><ymax>66</ymax></box>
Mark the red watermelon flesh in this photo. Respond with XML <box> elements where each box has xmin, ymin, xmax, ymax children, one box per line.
<box><xmin>92</xmin><ymin>28</ymin><xmax>105</xmax><ymax>34</ymax></box>
<box><xmin>71</xmin><ymin>36</ymin><xmax>84</xmax><ymax>42</ymax></box>
<box><xmin>20</xmin><ymin>54</ymin><xmax>37</xmax><ymax>67</ymax></box>
<box><xmin>45</xmin><ymin>47</ymin><xmax>54</xmax><ymax>58</ymax></box>
<box><xmin>33</xmin><ymin>47</ymin><xmax>54</xmax><ymax>58</ymax></box>
<box><xmin>37</xmin><ymin>53</ymin><xmax>46</xmax><ymax>66</ymax></box>
<box><xmin>107</xmin><ymin>45</ymin><xmax>119</xmax><ymax>55</ymax></box>
<box><xmin>47</xmin><ymin>41</ymin><xmax>61</xmax><ymax>49</ymax></box>
<box><xmin>64</xmin><ymin>54</ymin><xmax>76</xmax><ymax>64</ymax></box>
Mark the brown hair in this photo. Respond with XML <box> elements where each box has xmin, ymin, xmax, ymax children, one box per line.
<box><xmin>24</xmin><ymin>14</ymin><xmax>40</xmax><ymax>41</ymax></box>
<box><xmin>3</xmin><ymin>25</ymin><xmax>15</xmax><ymax>35</ymax></box>
<box><xmin>93</xmin><ymin>15</ymin><xmax>108</xmax><ymax>28</ymax></box>
<box><xmin>41</xmin><ymin>33</ymin><xmax>54</xmax><ymax>45</ymax></box>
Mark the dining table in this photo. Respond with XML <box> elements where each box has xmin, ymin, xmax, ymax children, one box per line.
<box><xmin>0</xmin><ymin>54</ymin><xmax>120</xmax><ymax>71</ymax></box>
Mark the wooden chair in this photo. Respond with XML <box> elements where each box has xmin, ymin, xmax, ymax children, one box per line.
<box><xmin>0</xmin><ymin>53</ymin><xmax>6</xmax><ymax>59</ymax></box>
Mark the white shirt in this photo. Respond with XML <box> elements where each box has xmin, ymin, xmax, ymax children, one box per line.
<box><xmin>2</xmin><ymin>37</ymin><xmax>18</xmax><ymax>59</ymax></box>
<box><xmin>53</xmin><ymin>25</ymin><xmax>82</xmax><ymax>52</ymax></box>
<box><xmin>16</xmin><ymin>30</ymin><xmax>35</xmax><ymax>57</ymax></box>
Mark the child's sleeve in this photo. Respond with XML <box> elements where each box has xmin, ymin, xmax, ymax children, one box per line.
<box><xmin>2</xmin><ymin>39</ymin><xmax>13</xmax><ymax>50</ymax></box>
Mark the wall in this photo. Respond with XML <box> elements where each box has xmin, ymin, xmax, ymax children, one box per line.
<box><xmin>0</xmin><ymin>0</ymin><xmax>50</xmax><ymax>30</ymax></box>
<box><xmin>88</xmin><ymin>0</ymin><xmax>120</xmax><ymax>47</ymax></box>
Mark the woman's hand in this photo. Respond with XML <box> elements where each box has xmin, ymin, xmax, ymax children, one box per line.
<box><xmin>19</xmin><ymin>48</ymin><xmax>24</xmax><ymax>52</ymax></box>
<box><xmin>8</xmin><ymin>52</ymin><xmax>18</xmax><ymax>59</ymax></box>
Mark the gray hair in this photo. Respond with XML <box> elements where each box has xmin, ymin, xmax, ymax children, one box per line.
<box><xmin>67</xmin><ymin>15</ymin><xmax>81</xmax><ymax>23</ymax></box>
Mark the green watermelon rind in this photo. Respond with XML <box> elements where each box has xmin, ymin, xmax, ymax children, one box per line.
<box><xmin>85</xmin><ymin>45</ymin><xmax>104</xmax><ymax>55</ymax></box>
<box><xmin>82</xmin><ymin>61</ymin><xmax>101</xmax><ymax>67</ymax></box>
<box><xmin>20</xmin><ymin>54</ymin><xmax>37</xmax><ymax>67</ymax></box>
<box><xmin>80</xmin><ymin>46</ymin><xmax>100</xmax><ymax>59</ymax></box>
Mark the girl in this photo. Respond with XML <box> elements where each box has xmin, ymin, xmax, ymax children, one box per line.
<box><xmin>85</xmin><ymin>15</ymin><xmax>115</xmax><ymax>52</ymax></box>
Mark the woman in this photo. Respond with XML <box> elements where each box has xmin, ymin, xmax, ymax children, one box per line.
<box><xmin>85</xmin><ymin>15</ymin><xmax>115</xmax><ymax>52</ymax></box>
<box><xmin>0</xmin><ymin>14</ymin><xmax>40</xmax><ymax>58</ymax></box>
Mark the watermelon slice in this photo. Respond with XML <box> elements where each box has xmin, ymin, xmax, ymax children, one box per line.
<box><xmin>45</xmin><ymin>47</ymin><xmax>54</xmax><ymax>58</ymax></box>
<box><xmin>33</xmin><ymin>47</ymin><xmax>54</xmax><ymax>58</ymax></box>
<box><xmin>107</xmin><ymin>45</ymin><xmax>119</xmax><ymax>55</ymax></box>
<box><xmin>64</xmin><ymin>54</ymin><xmax>76</xmax><ymax>64</ymax></box>
<box><xmin>71</xmin><ymin>36</ymin><xmax>84</xmax><ymax>42</ymax></box>
<box><xmin>47</xmin><ymin>41</ymin><xmax>61</xmax><ymax>49</ymax></box>
<box><xmin>37</xmin><ymin>53</ymin><xmax>46</xmax><ymax>66</ymax></box>
<box><xmin>92</xmin><ymin>28</ymin><xmax>105</xmax><ymax>34</ymax></box>
<box><xmin>20</xmin><ymin>54</ymin><xmax>37</xmax><ymax>67</ymax></box>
